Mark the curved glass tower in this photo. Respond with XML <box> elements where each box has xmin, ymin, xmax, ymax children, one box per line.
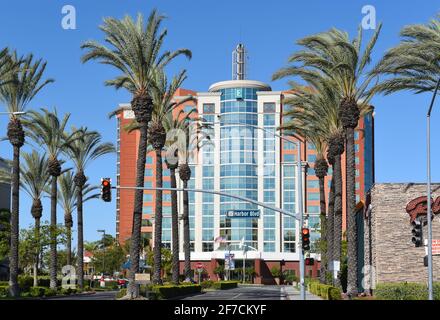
<box><xmin>208</xmin><ymin>81</ymin><xmax>271</xmax><ymax>250</ymax></box>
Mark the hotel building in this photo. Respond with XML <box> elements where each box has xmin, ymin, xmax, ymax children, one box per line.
<box><xmin>115</xmin><ymin>45</ymin><xmax>374</xmax><ymax>283</ymax></box>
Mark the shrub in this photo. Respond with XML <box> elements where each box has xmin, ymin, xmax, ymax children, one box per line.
<box><xmin>0</xmin><ymin>281</ymin><xmax>8</xmax><ymax>287</ymax></box>
<box><xmin>375</xmin><ymin>283</ymin><xmax>429</xmax><ymax>300</ymax></box>
<box><xmin>44</xmin><ymin>288</ymin><xmax>57</xmax><ymax>297</ymax></box>
<box><xmin>152</xmin><ymin>284</ymin><xmax>202</xmax><ymax>299</ymax></box>
<box><xmin>307</xmin><ymin>281</ymin><xmax>341</xmax><ymax>300</ymax></box>
<box><xmin>60</xmin><ymin>287</ymin><xmax>77</xmax><ymax>295</ymax></box>
<box><xmin>213</xmin><ymin>281</ymin><xmax>238</xmax><ymax>290</ymax></box>
<box><xmin>0</xmin><ymin>285</ymin><xmax>9</xmax><ymax>298</ymax></box>
<box><xmin>201</xmin><ymin>280</ymin><xmax>214</xmax><ymax>289</ymax></box>
<box><xmin>18</xmin><ymin>275</ymin><xmax>34</xmax><ymax>291</ymax></box>
<box><xmin>270</xmin><ymin>267</ymin><xmax>281</xmax><ymax>278</ymax></box>
<box><xmin>116</xmin><ymin>288</ymin><xmax>127</xmax><ymax>299</ymax></box>
<box><xmin>30</xmin><ymin>286</ymin><xmax>46</xmax><ymax>298</ymax></box>
<box><xmin>328</xmin><ymin>287</ymin><xmax>342</xmax><ymax>300</ymax></box>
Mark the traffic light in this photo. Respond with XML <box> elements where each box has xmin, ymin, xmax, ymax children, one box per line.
<box><xmin>305</xmin><ymin>258</ymin><xmax>315</xmax><ymax>266</ymax></box>
<box><xmin>101</xmin><ymin>178</ymin><xmax>112</xmax><ymax>202</ymax></box>
<box><xmin>411</xmin><ymin>218</ymin><xmax>423</xmax><ymax>247</ymax></box>
<box><xmin>301</xmin><ymin>227</ymin><xmax>310</xmax><ymax>251</ymax></box>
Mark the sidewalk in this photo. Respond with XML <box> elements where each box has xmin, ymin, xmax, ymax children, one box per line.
<box><xmin>281</xmin><ymin>285</ymin><xmax>322</xmax><ymax>300</ymax></box>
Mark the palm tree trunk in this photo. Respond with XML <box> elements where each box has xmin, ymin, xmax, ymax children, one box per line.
<box><xmin>77</xmin><ymin>184</ymin><xmax>84</xmax><ymax>289</ymax></box>
<box><xmin>319</xmin><ymin>176</ymin><xmax>327</xmax><ymax>284</ymax></box>
<box><xmin>9</xmin><ymin>145</ymin><xmax>20</xmax><ymax>297</ymax></box>
<box><xmin>346</xmin><ymin>128</ymin><xmax>358</xmax><ymax>296</ymax></box>
<box><xmin>153</xmin><ymin>149</ymin><xmax>163</xmax><ymax>285</ymax></box>
<box><xmin>170</xmin><ymin>167</ymin><xmax>179</xmax><ymax>284</ymax></box>
<box><xmin>333</xmin><ymin>155</ymin><xmax>343</xmax><ymax>289</ymax></box>
<box><xmin>326</xmin><ymin>176</ymin><xmax>335</xmax><ymax>285</ymax></box>
<box><xmin>33</xmin><ymin>217</ymin><xmax>40</xmax><ymax>287</ymax></box>
<box><xmin>49</xmin><ymin>175</ymin><xmax>58</xmax><ymax>290</ymax></box>
<box><xmin>127</xmin><ymin>123</ymin><xmax>149</xmax><ymax>298</ymax></box>
<box><xmin>66</xmin><ymin>226</ymin><xmax>72</xmax><ymax>267</ymax></box>
<box><xmin>182</xmin><ymin>180</ymin><xmax>191</xmax><ymax>280</ymax></box>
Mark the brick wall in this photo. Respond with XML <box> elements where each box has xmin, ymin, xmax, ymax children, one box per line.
<box><xmin>365</xmin><ymin>183</ymin><xmax>440</xmax><ymax>286</ymax></box>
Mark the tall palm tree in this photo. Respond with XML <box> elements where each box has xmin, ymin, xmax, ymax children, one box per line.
<box><xmin>148</xmin><ymin>69</ymin><xmax>193</xmax><ymax>284</ymax></box>
<box><xmin>163</xmin><ymin>108</ymin><xmax>197</xmax><ymax>285</ymax></box>
<box><xmin>25</xmin><ymin>108</ymin><xmax>73</xmax><ymax>290</ymax></box>
<box><xmin>273</xmin><ymin>27</ymin><xmax>381</xmax><ymax>295</ymax></box>
<box><xmin>0</xmin><ymin>52</ymin><xmax>53</xmax><ymax>296</ymax></box>
<box><xmin>373</xmin><ymin>14</ymin><xmax>440</xmax><ymax>95</ymax></box>
<box><xmin>177</xmin><ymin>116</ymin><xmax>211</xmax><ymax>282</ymax></box>
<box><xmin>273</xmin><ymin>74</ymin><xmax>344</xmax><ymax>287</ymax></box>
<box><xmin>57</xmin><ymin>172</ymin><xmax>101</xmax><ymax>273</ymax></box>
<box><xmin>81</xmin><ymin>10</ymin><xmax>191</xmax><ymax>298</ymax></box>
<box><xmin>0</xmin><ymin>151</ymin><xmax>50</xmax><ymax>287</ymax></box>
<box><xmin>64</xmin><ymin>127</ymin><xmax>114</xmax><ymax>289</ymax></box>
<box><xmin>279</xmin><ymin>84</ymin><xmax>335</xmax><ymax>284</ymax></box>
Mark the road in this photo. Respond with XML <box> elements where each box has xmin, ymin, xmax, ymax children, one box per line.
<box><xmin>180</xmin><ymin>285</ymin><xmax>286</xmax><ymax>300</ymax></box>
<box><xmin>46</xmin><ymin>290</ymin><xmax>118</xmax><ymax>300</ymax></box>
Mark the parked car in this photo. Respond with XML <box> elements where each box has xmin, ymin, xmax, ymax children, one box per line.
<box><xmin>117</xmin><ymin>278</ymin><xmax>128</xmax><ymax>288</ymax></box>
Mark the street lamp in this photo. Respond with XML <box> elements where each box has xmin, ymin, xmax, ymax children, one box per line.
<box><xmin>97</xmin><ymin>229</ymin><xmax>106</xmax><ymax>275</ymax></box>
<box><xmin>426</xmin><ymin>78</ymin><xmax>440</xmax><ymax>301</ymax></box>
<box><xmin>200</xmin><ymin>118</ymin><xmax>307</xmax><ymax>300</ymax></box>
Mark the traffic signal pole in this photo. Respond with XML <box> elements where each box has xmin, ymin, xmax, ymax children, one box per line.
<box><xmin>297</xmin><ymin>141</ymin><xmax>305</xmax><ymax>300</ymax></box>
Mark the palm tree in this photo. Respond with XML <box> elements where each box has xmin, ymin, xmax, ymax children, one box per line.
<box><xmin>0</xmin><ymin>52</ymin><xmax>53</xmax><ymax>296</ymax></box>
<box><xmin>25</xmin><ymin>108</ymin><xmax>73</xmax><ymax>290</ymax></box>
<box><xmin>163</xmin><ymin>108</ymin><xmax>197</xmax><ymax>284</ymax></box>
<box><xmin>148</xmin><ymin>69</ymin><xmax>194</xmax><ymax>284</ymax></box>
<box><xmin>373</xmin><ymin>14</ymin><xmax>440</xmax><ymax>95</ymax></box>
<box><xmin>0</xmin><ymin>151</ymin><xmax>50</xmax><ymax>287</ymax></box>
<box><xmin>64</xmin><ymin>127</ymin><xmax>114</xmax><ymax>289</ymax></box>
<box><xmin>57</xmin><ymin>172</ymin><xmax>101</xmax><ymax>273</ymax></box>
<box><xmin>81</xmin><ymin>10</ymin><xmax>191</xmax><ymax>298</ymax></box>
<box><xmin>273</xmin><ymin>27</ymin><xmax>381</xmax><ymax>295</ymax></box>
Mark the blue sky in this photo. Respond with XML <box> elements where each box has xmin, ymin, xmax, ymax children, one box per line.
<box><xmin>0</xmin><ymin>0</ymin><xmax>439</xmax><ymax>244</ymax></box>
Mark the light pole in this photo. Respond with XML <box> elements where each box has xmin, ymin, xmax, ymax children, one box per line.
<box><xmin>201</xmin><ymin>119</ymin><xmax>307</xmax><ymax>299</ymax></box>
<box><xmin>426</xmin><ymin>78</ymin><xmax>440</xmax><ymax>301</ymax></box>
<box><xmin>97</xmin><ymin>229</ymin><xmax>106</xmax><ymax>275</ymax></box>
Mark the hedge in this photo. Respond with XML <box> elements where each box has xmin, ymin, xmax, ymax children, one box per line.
<box><xmin>0</xmin><ymin>285</ymin><xmax>9</xmax><ymax>298</ymax></box>
<box><xmin>308</xmin><ymin>280</ymin><xmax>341</xmax><ymax>300</ymax></box>
<box><xmin>213</xmin><ymin>281</ymin><xmax>239</xmax><ymax>290</ymax></box>
<box><xmin>116</xmin><ymin>288</ymin><xmax>127</xmax><ymax>299</ymax></box>
<box><xmin>375</xmin><ymin>282</ymin><xmax>440</xmax><ymax>300</ymax></box>
<box><xmin>152</xmin><ymin>284</ymin><xmax>202</xmax><ymax>299</ymax></box>
<box><xmin>30</xmin><ymin>286</ymin><xmax>46</xmax><ymax>298</ymax></box>
<box><xmin>201</xmin><ymin>280</ymin><xmax>214</xmax><ymax>289</ymax></box>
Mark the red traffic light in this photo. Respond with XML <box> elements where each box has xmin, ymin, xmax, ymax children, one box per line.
<box><xmin>102</xmin><ymin>180</ymin><xmax>110</xmax><ymax>187</ymax></box>
<box><xmin>302</xmin><ymin>228</ymin><xmax>310</xmax><ymax>236</ymax></box>
<box><xmin>305</xmin><ymin>258</ymin><xmax>315</xmax><ymax>266</ymax></box>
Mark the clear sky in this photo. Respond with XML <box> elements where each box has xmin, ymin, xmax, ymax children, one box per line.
<box><xmin>0</xmin><ymin>0</ymin><xmax>439</xmax><ymax>245</ymax></box>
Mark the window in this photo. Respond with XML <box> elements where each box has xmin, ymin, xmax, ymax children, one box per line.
<box><xmin>263</xmin><ymin>114</ymin><xmax>275</xmax><ymax>126</ymax></box>
<box><xmin>146</xmin><ymin>156</ymin><xmax>153</xmax><ymax>164</ymax></box>
<box><xmin>263</xmin><ymin>102</ymin><xmax>276</xmax><ymax>113</ymax></box>
<box><xmin>355</xmin><ymin>131</ymin><xmax>360</xmax><ymax>140</ymax></box>
<box><xmin>307</xmin><ymin>206</ymin><xmax>320</xmax><ymax>213</ymax></box>
<box><xmin>184</xmin><ymin>105</ymin><xmax>194</xmax><ymax>113</ymax></box>
<box><xmin>264</xmin><ymin>242</ymin><xmax>275</xmax><ymax>252</ymax></box>
<box><xmin>144</xmin><ymin>181</ymin><xmax>153</xmax><ymax>188</ymax></box>
<box><xmin>202</xmin><ymin>243</ymin><xmax>214</xmax><ymax>252</ymax></box>
<box><xmin>307</xmin><ymin>155</ymin><xmax>317</xmax><ymax>163</ymax></box>
<box><xmin>356</xmin><ymin>182</ymin><xmax>360</xmax><ymax>190</ymax></box>
<box><xmin>145</xmin><ymin>169</ymin><xmax>153</xmax><ymax>177</ymax></box>
<box><xmin>203</xmin><ymin>103</ymin><xmax>215</xmax><ymax>114</ymax></box>
<box><xmin>203</xmin><ymin>166</ymin><xmax>214</xmax><ymax>177</ymax></box>
<box><xmin>355</xmin><ymin>144</ymin><xmax>360</xmax><ymax>152</ymax></box>
<box><xmin>284</xmin><ymin>141</ymin><xmax>296</xmax><ymax>150</ymax></box>
<box><xmin>308</xmin><ymin>180</ymin><xmax>319</xmax><ymax>188</ymax></box>
<box><xmin>283</xmin><ymin>154</ymin><xmax>296</xmax><ymax>162</ymax></box>
<box><xmin>308</xmin><ymin>144</ymin><xmax>316</xmax><ymax>150</ymax></box>
<box><xmin>142</xmin><ymin>206</ymin><xmax>153</xmax><ymax>214</ymax></box>
<box><xmin>307</xmin><ymin>192</ymin><xmax>320</xmax><ymax>201</ymax></box>
<box><xmin>355</xmin><ymin>157</ymin><xmax>360</xmax><ymax>165</ymax></box>
<box><xmin>264</xmin><ymin>178</ymin><xmax>275</xmax><ymax>189</ymax></box>
<box><xmin>143</xmin><ymin>193</ymin><xmax>153</xmax><ymax>202</ymax></box>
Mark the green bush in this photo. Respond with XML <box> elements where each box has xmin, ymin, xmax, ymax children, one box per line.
<box><xmin>30</xmin><ymin>286</ymin><xmax>46</xmax><ymax>298</ymax></box>
<box><xmin>0</xmin><ymin>281</ymin><xmax>8</xmax><ymax>287</ymax></box>
<box><xmin>18</xmin><ymin>275</ymin><xmax>34</xmax><ymax>291</ymax></box>
<box><xmin>60</xmin><ymin>287</ymin><xmax>77</xmax><ymax>295</ymax></box>
<box><xmin>201</xmin><ymin>280</ymin><xmax>214</xmax><ymax>289</ymax></box>
<box><xmin>375</xmin><ymin>282</ymin><xmax>431</xmax><ymax>300</ymax></box>
<box><xmin>43</xmin><ymin>288</ymin><xmax>57</xmax><ymax>297</ymax></box>
<box><xmin>307</xmin><ymin>280</ymin><xmax>341</xmax><ymax>300</ymax></box>
<box><xmin>152</xmin><ymin>284</ymin><xmax>202</xmax><ymax>299</ymax></box>
<box><xmin>213</xmin><ymin>281</ymin><xmax>238</xmax><ymax>290</ymax></box>
<box><xmin>270</xmin><ymin>266</ymin><xmax>281</xmax><ymax>278</ymax></box>
<box><xmin>0</xmin><ymin>285</ymin><xmax>9</xmax><ymax>298</ymax></box>
<box><xmin>116</xmin><ymin>288</ymin><xmax>127</xmax><ymax>299</ymax></box>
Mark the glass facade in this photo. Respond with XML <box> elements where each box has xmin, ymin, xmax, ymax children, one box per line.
<box><xmin>218</xmin><ymin>87</ymin><xmax>260</xmax><ymax>250</ymax></box>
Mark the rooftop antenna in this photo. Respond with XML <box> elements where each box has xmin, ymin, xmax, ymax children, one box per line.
<box><xmin>232</xmin><ymin>43</ymin><xmax>247</xmax><ymax>80</ymax></box>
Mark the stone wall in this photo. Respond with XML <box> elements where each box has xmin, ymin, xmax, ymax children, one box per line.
<box><xmin>365</xmin><ymin>183</ymin><xmax>440</xmax><ymax>286</ymax></box>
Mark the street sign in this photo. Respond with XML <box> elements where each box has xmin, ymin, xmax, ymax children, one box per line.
<box><xmin>196</xmin><ymin>263</ymin><xmax>204</xmax><ymax>272</ymax></box>
<box><xmin>226</xmin><ymin>210</ymin><xmax>260</xmax><ymax>218</ymax></box>
<box><xmin>433</xmin><ymin>239</ymin><xmax>440</xmax><ymax>255</ymax></box>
